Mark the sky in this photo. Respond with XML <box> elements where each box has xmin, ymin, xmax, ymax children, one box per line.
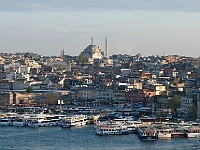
<box><xmin>0</xmin><ymin>0</ymin><xmax>200</xmax><ymax>57</ymax></box>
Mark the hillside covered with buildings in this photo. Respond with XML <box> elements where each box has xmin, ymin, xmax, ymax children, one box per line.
<box><xmin>0</xmin><ymin>42</ymin><xmax>200</xmax><ymax>120</ymax></box>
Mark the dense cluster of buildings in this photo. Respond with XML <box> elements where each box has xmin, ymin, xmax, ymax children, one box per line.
<box><xmin>0</xmin><ymin>40</ymin><xmax>200</xmax><ymax>120</ymax></box>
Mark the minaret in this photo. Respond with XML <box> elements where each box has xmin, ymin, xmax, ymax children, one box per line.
<box><xmin>91</xmin><ymin>36</ymin><xmax>93</xmax><ymax>45</ymax></box>
<box><xmin>105</xmin><ymin>37</ymin><xmax>108</xmax><ymax>58</ymax></box>
<box><xmin>61</xmin><ymin>49</ymin><xmax>64</xmax><ymax>59</ymax></box>
<box><xmin>62</xmin><ymin>49</ymin><xmax>65</xmax><ymax>56</ymax></box>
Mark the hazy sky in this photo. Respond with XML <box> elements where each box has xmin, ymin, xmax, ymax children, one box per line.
<box><xmin>0</xmin><ymin>0</ymin><xmax>200</xmax><ymax>57</ymax></box>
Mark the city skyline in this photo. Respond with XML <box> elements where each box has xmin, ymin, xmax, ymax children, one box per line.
<box><xmin>0</xmin><ymin>0</ymin><xmax>200</xmax><ymax>57</ymax></box>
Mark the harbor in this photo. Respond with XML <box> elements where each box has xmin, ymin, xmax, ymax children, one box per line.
<box><xmin>0</xmin><ymin>124</ymin><xmax>199</xmax><ymax>150</ymax></box>
<box><xmin>1</xmin><ymin>106</ymin><xmax>200</xmax><ymax>149</ymax></box>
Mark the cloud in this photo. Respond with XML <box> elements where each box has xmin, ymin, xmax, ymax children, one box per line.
<box><xmin>0</xmin><ymin>0</ymin><xmax>199</xmax><ymax>13</ymax></box>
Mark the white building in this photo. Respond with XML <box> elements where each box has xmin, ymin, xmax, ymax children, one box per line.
<box><xmin>181</xmin><ymin>96</ymin><xmax>193</xmax><ymax>118</ymax></box>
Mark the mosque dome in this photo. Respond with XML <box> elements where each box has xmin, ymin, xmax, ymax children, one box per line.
<box><xmin>81</xmin><ymin>44</ymin><xmax>103</xmax><ymax>60</ymax></box>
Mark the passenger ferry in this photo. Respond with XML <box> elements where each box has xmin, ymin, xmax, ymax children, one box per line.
<box><xmin>60</xmin><ymin>114</ymin><xmax>87</xmax><ymax>128</ymax></box>
<box><xmin>124</xmin><ymin>121</ymin><xmax>142</xmax><ymax>134</ymax></box>
<box><xmin>187</xmin><ymin>126</ymin><xmax>200</xmax><ymax>138</ymax></box>
<box><xmin>137</xmin><ymin>125</ymin><xmax>158</xmax><ymax>141</ymax></box>
<box><xmin>26</xmin><ymin>116</ymin><xmax>52</xmax><ymax>127</ymax></box>
<box><xmin>95</xmin><ymin>121</ymin><xmax>128</xmax><ymax>135</ymax></box>
<box><xmin>165</xmin><ymin>122</ymin><xmax>187</xmax><ymax>138</ymax></box>
<box><xmin>155</xmin><ymin>125</ymin><xmax>172</xmax><ymax>138</ymax></box>
<box><xmin>171</xmin><ymin>127</ymin><xmax>187</xmax><ymax>138</ymax></box>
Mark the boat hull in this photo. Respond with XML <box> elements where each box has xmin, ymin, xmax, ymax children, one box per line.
<box><xmin>187</xmin><ymin>133</ymin><xmax>200</xmax><ymax>138</ymax></box>
<box><xmin>171</xmin><ymin>133</ymin><xmax>186</xmax><ymax>138</ymax></box>
<box><xmin>138</xmin><ymin>135</ymin><xmax>158</xmax><ymax>141</ymax></box>
<box><xmin>96</xmin><ymin>129</ymin><xmax>128</xmax><ymax>135</ymax></box>
<box><xmin>157</xmin><ymin>133</ymin><xmax>171</xmax><ymax>138</ymax></box>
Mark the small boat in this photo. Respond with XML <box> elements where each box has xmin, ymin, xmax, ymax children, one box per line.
<box><xmin>95</xmin><ymin>121</ymin><xmax>128</xmax><ymax>135</ymax></box>
<box><xmin>137</xmin><ymin>125</ymin><xmax>158</xmax><ymax>141</ymax></box>
<box><xmin>12</xmin><ymin>117</ymin><xmax>27</xmax><ymax>127</ymax></box>
<box><xmin>194</xmin><ymin>134</ymin><xmax>200</xmax><ymax>146</ymax></box>
<box><xmin>60</xmin><ymin>114</ymin><xmax>87</xmax><ymax>128</ymax></box>
<box><xmin>0</xmin><ymin>117</ymin><xmax>12</xmax><ymax>126</ymax></box>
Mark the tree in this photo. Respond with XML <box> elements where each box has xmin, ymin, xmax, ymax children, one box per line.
<box><xmin>187</xmin><ymin>104</ymin><xmax>197</xmax><ymax>120</ymax></box>
<box><xmin>42</xmin><ymin>92</ymin><xmax>60</xmax><ymax>105</ymax></box>
<box><xmin>26</xmin><ymin>86</ymin><xmax>34</xmax><ymax>93</ymax></box>
<box><xmin>156</xmin><ymin>111</ymin><xmax>169</xmax><ymax>117</ymax></box>
<box><xmin>77</xmin><ymin>54</ymin><xmax>88</xmax><ymax>63</ymax></box>
<box><xmin>169</xmin><ymin>94</ymin><xmax>181</xmax><ymax>117</ymax></box>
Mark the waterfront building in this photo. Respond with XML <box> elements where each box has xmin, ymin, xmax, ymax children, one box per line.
<box><xmin>181</xmin><ymin>96</ymin><xmax>193</xmax><ymax>118</ymax></box>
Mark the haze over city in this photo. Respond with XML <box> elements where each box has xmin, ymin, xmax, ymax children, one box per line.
<box><xmin>0</xmin><ymin>0</ymin><xmax>200</xmax><ymax>57</ymax></box>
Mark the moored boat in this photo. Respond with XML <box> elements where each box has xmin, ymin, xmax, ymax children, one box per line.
<box><xmin>137</xmin><ymin>125</ymin><xmax>158</xmax><ymax>141</ymax></box>
<box><xmin>155</xmin><ymin>125</ymin><xmax>172</xmax><ymax>138</ymax></box>
<box><xmin>27</xmin><ymin>116</ymin><xmax>52</xmax><ymax>127</ymax></box>
<box><xmin>95</xmin><ymin>121</ymin><xmax>128</xmax><ymax>135</ymax></box>
<box><xmin>12</xmin><ymin>117</ymin><xmax>27</xmax><ymax>127</ymax></box>
<box><xmin>194</xmin><ymin>134</ymin><xmax>200</xmax><ymax>146</ymax></box>
<box><xmin>187</xmin><ymin>126</ymin><xmax>200</xmax><ymax>138</ymax></box>
<box><xmin>171</xmin><ymin>127</ymin><xmax>187</xmax><ymax>138</ymax></box>
<box><xmin>124</xmin><ymin>121</ymin><xmax>142</xmax><ymax>134</ymax></box>
<box><xmin>0</xmin><ymin>117</ymin><xmax>12</xmax><ymax>126</ymax></box>
<box><xmin>60</xmin><ymin>114</ymin><xmax>87</xmax><ymax>128</ymax></box>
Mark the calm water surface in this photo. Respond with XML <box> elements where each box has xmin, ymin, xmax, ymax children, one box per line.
<box><xmin>0</xmin><ymin>125</ymin><xmax>199</xmax><ymax>150</ymax></box>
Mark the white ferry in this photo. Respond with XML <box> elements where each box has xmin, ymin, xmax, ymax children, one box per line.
<box><xmin>187</xmin><ymin>126</ymin><xmax>200</xmax><ymax>138</ymax></box>
<box><xmin>27</xmin><ymin>116</ymin><xmax>52</xmax><ymax>127</ymax></box>
<box><xmin>155</xmin><ymin>126</ymin><xmax>172</xmax><ymax>138</ymax></box>
<box><xmin>165</xmin><ymin>122</ymin><xmax>187</xmax><ymax>138</ymax></box>
<box><xmin>124</xmin><ymin>121</ymin><xmax>142</xmax><ymax>134</ymax></box>
<box><xmin>60</xmin><ymin>114</ymin><xmax>87</xmax><ymax>128</ymax></box>
<box><xmin>95</xmin><ymin>121</ymin><xmax>128</xmax><ymax>135</ymax></box>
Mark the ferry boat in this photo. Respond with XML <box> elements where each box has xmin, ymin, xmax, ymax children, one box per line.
<box><xmin>60</xmin><ymin>114</ymin><xmax>87</xmax><ymax>128</ymax></box>
<box><xmin>171</xmin><ymin>127</ymin><xmax>187</xmax><ymax>138</ymax></box>
<box><xmin>95</xmin><ymin>121</ymin><xmax>128</xmax><ymax>135</ymax></box>
<box><xmin>187</xmin><ymin>126</ymin><xmax>200</xmax><ymax>138</ymax></box>
<box><xmin>137</xmin><ymin>125</ymin><xmax>158</xmax><ymax>141</ymax></box>
<box><xmin>50</xmin><ymin>119</ymin><xmax>62</xmax><ymax>126</ymax></box>
<box><xmin>165</xmin><ymin>122</ymin><xmax>187</xmax><ymax>138</ymax></box>
<box><xmin>27</xmin><ymin>116</ymin><xmax>52</xmax><ymax>127</ymax></box>
<box><xmin>155</xmin><ymin>126</ymin><xmax>172</xmax><ymax>138</ymax></box>
<box><xmin>44</xmin><ymin>114</ymin><xmax>64</xmax><ymax>126</ymax></box>
<box><xmin>124</xmin><ymin>121</ymin><xmax>142</xmax><ymax>134</ymax></box>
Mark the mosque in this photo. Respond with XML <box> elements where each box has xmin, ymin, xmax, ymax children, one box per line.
<box><xmin>80</xmin><ymin>37</ymin><xmax>107</xmax><ymax>64</ymax></box>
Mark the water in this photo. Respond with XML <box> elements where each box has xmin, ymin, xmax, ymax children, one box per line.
<box><xmin>0</xmin><ymin>125</ymin><xmax>199</xmax><ymax>150</ymax></box>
